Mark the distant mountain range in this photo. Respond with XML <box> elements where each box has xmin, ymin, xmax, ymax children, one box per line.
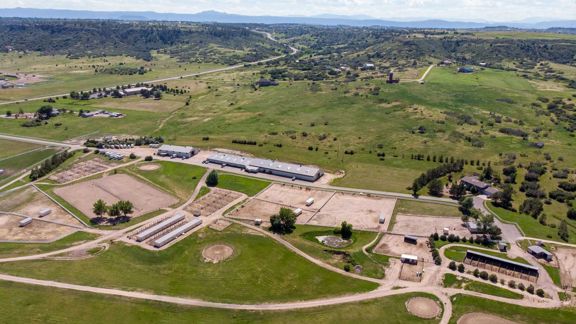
<box><xmin>0</xmin><ymin>8</ymin><xmax>574</xmax><ymax>29</ymax></box>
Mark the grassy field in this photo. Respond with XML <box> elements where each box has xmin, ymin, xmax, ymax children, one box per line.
<box><xmin>0</xmin><ymin>281</ymin><xmax>438</xmax><ymax>324</ymax></box>
<box><xmin>443</xmin><ymin>246</ymin><xmax>530</xmax><ymax>264</ymax></box>
<box><xmin>284</xmin><ymin>225</ymin><xmax>388</xmax><ymax>279</ymax></box>
<box><xmin>215</xmin><ymin>172</ymin><xmax>270</xmax><ymax>196</ymax></box>
<box><xmin>393</xmin><ymin>199</ymin><xmax>461</xmax><ymax>217</ymax></box>
<box><xmin>0</xmin><ymin>224</ymin><xmax>378</xmax><ymax>303</ymax></box>
<box><xmin>450</xmin><ymin>294</ymin><xmax>576</xmax><ymax>324</ymax></box>
<box><xmin>488</xmin><ymin>202</ymin><xmax>576</xmax><ymax>244</ymax></box>
<box><xmin>0</xmin><ymin>231</ymin><xmax>98</xmax><ymax>258</ymax></box>
<box><xmin>0</xmin><ymin>52</ymin><xmax>221</xmax><ymax>102</ymax></box>
<box><xmin>543</xmin><ymin>264</ymin><xmax>562</xmax><ymax>287</ymax></box>
<box><xmin>0</xmin><ymin>138</ymin><xmax>43</xmax><ymax>158</ymax></box>
<box><xmin>127</xmin><ymin>161</ymin><xmax>206</xmax><ymax>202</ymax></box>
<box><xmin>0</xmin><ymin>147</ymin><xmax>60</xmax><ymax>186</ymax></box>
<box><xmin>443</xmin><ymin>273</ymin><xmax>523</xmax><ymax>300</ymax></box>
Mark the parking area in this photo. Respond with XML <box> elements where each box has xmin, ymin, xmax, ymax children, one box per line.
<box><xmin>391</xmin><ymin>214</ymin><xmax>469</xmax><ymax>237</ymax></box>
<box><xmin>306</xmin><ymin>193</ymin><xmax>396</xmax><ymax>231</ymax></box>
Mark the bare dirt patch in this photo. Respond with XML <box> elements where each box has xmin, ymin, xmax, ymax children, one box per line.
<box><xmin>185</xmin><ymin>188</ymin><xmax>242</xmax><ymax>216</ymax></box>
<box><xmin>202</xmin><ymin>244</ymin><xmax>234</xmax><ymax>263</ymax></box>
<box><xmin>138</xmin><ymin>163</ymin><xmax>161</xmax><ymax>171</ymax></box>
<box><xmin>255</xmin><ymin>184</ymin><xmax>333</xmax><ymax>211</ymax></box>
<box><xmin>0</xmin><ymin>214</ymin><xmax>76</xmax><ymax>242</ymax></box>
<box><xmin>556</xmin><ymin>247</ymin><xmax>576</xmax><ymax>288</ymax></box>
<box><xmin>392</xmin><ymin>214</ymin><xmax>468</xmax><ymax>237</ymax></box>
<box><xmin>54</xmin><ymin>174</ymin><xmax>178</xmax><ymax>218</ymax></box>
<box><xmin>457</xmin><ymin>313</ymin><xmax>520</xmax><ymax>324</ymax></box>
<box><xmin>405</xmin><ymin>297</ymin><xmax>441</xmax><ymax>319</ymax></box>
<box><xmin>374</xmin><ymin>234</ymin><xmax>430</xmax><ymax>261</ymax></box>
<box><xmin>209</xmin><ymin>219</ymin><xmax>232</xmax><ymax>232</ymax></box>
<box><xmin>306</xmin><ymin>193</ymin><xmax>396</xmax><ymax>231</ymax></box>
<box><xmin>49</xmin><ymin>158</ymin><xmax>110</xmax><ymax>184</ymax></box>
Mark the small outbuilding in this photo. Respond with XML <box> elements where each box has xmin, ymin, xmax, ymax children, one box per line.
<box><xmin>528</xmin><ymin>245</ymin><xmax>553</xmax><ymax>262</ymax></box>
<box><xmin>404</xmin><ymin>235</ymin><xmax>418</xmax><ymax>245</ymax></box>
<box><xmin>157</xmin><ymin>144</ymin><xmax>198</xmax><ymax>159</ymax></box>
<box><xmin>38</xmin><ymin>208</ymin><xmax>52</xmax><ymax>218</ymax></box>
<box><xmin>19</xmin><ymin>217</ymin><xmax>33</xmax><ymax>227</ymax></box>
<box><xmin>401</xmin><ymin>254</ymin><xmax>418</xmax><ymax>265</ymax></box>
<box><xmin>379</xmin><ymin>213</ymin><xmax>386</xmax><ymax>224</ymax></box>
<box><xmin>466</xmin><ymin>221</ymin><xmax>480</xmax><ymax>234</ymax></box>
<box><xmin>498</xmin><ymin>241</ymin><xmax>508</xmax><ymax>252</ymax></box>
<box><xmin>305</xmin><ymin>197</ymin><xmax>315</xmax><ymax>207</ymax></box>
<box><xmin>293</xmin><ymin>208</ymin><xmax>303</xmax><ymax>216</ymax></box>
<box><xmin>254</xmin><ymin>218</ymin><xmax>262</xmax><ymax>226</ymax></box>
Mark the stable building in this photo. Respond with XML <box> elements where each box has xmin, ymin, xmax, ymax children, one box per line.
<box><xmin>528</xmin><ymin>245</ymin><xmax>553</xmax><ymax>262</ymax></box>
<box><xmin>157</xmin><ymin>144</ymin><xmax>198</xmax><ymax>159</ymax></box>
<box><xmin>464</xmin><ymin>250</ymin><xmax>539</xmax><ymax>282</ymax></box>
<box><xmin>206</xmin><ymin>153</ymin><xmax>324</xmax><ymax>182</ymax></box>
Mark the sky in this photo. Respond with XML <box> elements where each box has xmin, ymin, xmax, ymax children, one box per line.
<box><xmin>1</xmin><ymin>0</ymin><xmax>576</xmax><ymax>22</ymax></box>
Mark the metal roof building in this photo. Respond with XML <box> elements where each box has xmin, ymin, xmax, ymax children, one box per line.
<box><xmin>157</xmin><ymin>144</ymin><xmax>198</xmax><ymax>159</ymax></box>
<box><xmin>465</xmin><ymin>250</ymin><xmax>539</xmax><ymax>279</ymax></box>
<box><xmin>206</xmin><ymin>153</ymin><xmax>324</xmax><ymax>182</ymax></box>
<box><xmin>528</xmin><ymin>245</ymin><xmax>553</xmax><ymax>261</ymax></box>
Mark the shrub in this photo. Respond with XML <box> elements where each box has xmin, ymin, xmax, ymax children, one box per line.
<box><xmin>536</xmin><ymin>288</ymin><xmax>545</xmax><ymax>297</ymax></box>
<box><xmin>473</xmin><ymin>268</ymin><xmax>480</xmax><ymax>277</ymax></box>
<box><xmin>527</xmin><ymin>284</ymin><xmax>535</xmax><ymax>294</ymax></box>
<box><xmin>83</xmin><ymin>148</ymin><xmax>90</xmax><ymax>153</ymax></box>
<box><xmin>489</xmin><ymin>274</ymin><xmax>498</xmax><ymax>283</ymax></box>
<box><xmin>518</xmin><ymin>283</ymin><xmax>525</xmax><ymax>291</ymax></box>
<box><xmin>448</xmin><ymin>261</ymin><xmax>457</xmax><ymax>271</ymax></box>
<box><xmin>144</xmin><ymin>156</ymin><xmax>153</xmax><ymax>162</ymax></box>
<box><xmin>479</xmin><ymin>271</ymin><xmax>489</xmax><ymax>280</ymax></box>
<box><xmin>206</xmin><ymin>170</ymin><xmax>219</xmax><ymax>187</ymax></box>
<box><xmin>434</xmin><ymin>256</ymin><xmax>442</xmax><ymax>265</ymax></box>
<box><xmin>129</xmin><ymin>153</ymin><xmax>137</xmax><ymax>159</ymax></box>
<box><xmin>457</xmin><ymin>263</ymin><xmax>465</xmax><ymax>273</ymax></box>
<box><xmin>344</xmin><ymin>264</ymin><xmax>351</xmax><ymax>272</ymax></box>
<box><xmin>433</xmin><ymin>232</ymin><xmax>439</xmax><ymax>241</ymax></box>
<box><xmin>508</xmin><ymin>280</ymin><xmax>516</xmax><ymax>288</ymax></box>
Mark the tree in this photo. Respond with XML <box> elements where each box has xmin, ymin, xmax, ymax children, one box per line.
<box><xmin>473</xmin><ymin>268</ymin><xmax>480</xmax><ymax>277</ymax></box>
<box><xmin>536</xmin><ymin>288</ymin><xmax>545</xmax><ymax>297</ymax></box>
<box><xmin>427</xmin><ymin>178</ymin><xmax>443</xmax><ymax>197</ymax></box>
<box><xmin>518</xmin><ymin>283</ymin><xmax>525</xmax><ymax>291</ymax></box>
<box><xmin>479</xmin><ymin>271</ymin><xmax>489</xmax><ymax>280</ymax></box>
<box><xmin>459</xmin><ymin>197</ymin><xmax>474</xmax><ymax>215</ymax></box>
<box><xmin>558</xmin><ymin>220</ymin><xmax>570</xmax><ymax>242</ymax></box>
<box><xmin>508</xmin><ymin>280</ymin><xmax>516</xmax><ymax>288</ymax></box>
<box><xmin>481</xmin><ymin>165</ymin><xmax>493</xmax><ymax>181</ymax></box>
<box><xmin>108</xmin><ymin>203</ymin><xmax>121</xmax><ymax>217</ymax></box>
<box><xmin>206</xmin><ymin>170</ymin><xmax>219</xmax><ymax>187</ymax></box>
<box><xmin>457</xmin><ymin>263</ymin><xmax>465</xmax><ymax>273</ymax></box>
<box><xmin>92</xmin><ymin>199</ymin><xmax>108</xmax><ymax>217</ymax></box>
<box><xmin>339</xmin><ymin>221</ymin><xmax>353</xmax><ymax>240</ymax></box>
<box><xmin>117</xmin><ymin>200</ymin><xmax>134</xmax><ymax>217</ymax></box>
<box><xmin>448</xmin><ymin>261</ymin><xmax>457</xmax><ymax>271</ymax></box>
<box><xmin>449</xmin><ymin>182</ymin><xmax>466</xmax><ymax>200</ymax></box>
<box><xmin>270</xmin><ymin>207</ymin><xmax>296</xmax><ymax>234</ymax></box>
<box><xmin>492</xmin><ymin>184</ymin><xmax>514</xmax><ymax>209</ymax></box>
<box><xmin>489</xmin><ymin>274</ymin><xmax>498</xmax><ymax>283</ymax></box>
<box><xmin>567</xmin><ymin>208</ymin><xmax>576</xmax><ymax>220</ymax></box>
<box><xmin>520</xmin><ymin>198</ymin><xmax>543</xmax><ymax>218</ymax></box>
<box><xmin>527</xmin><ymin>284</ymin><xmax>535</xmax><ymax>294</ymax></box>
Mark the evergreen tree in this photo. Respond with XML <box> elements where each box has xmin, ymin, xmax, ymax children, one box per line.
<box><xmin>206</xmin><ymin>170</ymin><xmax>219</xmax><ymax>187</ymax></box>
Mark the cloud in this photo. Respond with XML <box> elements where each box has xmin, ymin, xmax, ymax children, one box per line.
<box><xmin>1</xmin><ymin>0</ymin><xmax>575</xmax><ymax>21</ymax></box>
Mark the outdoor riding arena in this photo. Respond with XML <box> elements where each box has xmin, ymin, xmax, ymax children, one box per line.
<box><xmin>391</xmin><ymin>214</ymin><xmax>468</xmax><ymax>237</ymax></box>
<box><xmin>227</xmin><ymin>183</ymin><xmax>396</xmax><ymax>231</ymax></box>
<box><xmin>49</xmin><ymin>157</ymin><xmax>111</xmax><ymax>184</ymax></box>
<box><xmin>53</xmin><ymin>174</ymin><xmax>178</xmax><ymax>219</ymax></box>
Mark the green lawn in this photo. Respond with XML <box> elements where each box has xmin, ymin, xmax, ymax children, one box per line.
<box><xmin>0</xmin><ymin>148</ymin><xmax>60</xmax><ymax>186</ymax></box>
<box><xmin>0</xmin><ymin>138</ymin><xmax>43</xmax><ymax>158</ymax></box>
<box><xmin>450</xmin><ymin>294</ymin><xmax>576</xmax><ymax>324</ymax></box>
<box><xmin>443</xmin><ymin>246</ymin><xmax>530</xmax><ymax>264</ymax></box>
<box><xmin>284</xmin><ymin>225</ymin><xmax>388</xmax><ymax>279</ymax></box>
<box><xmin>0</xmin><ymin>231</ymin><xmax>98</xmax><ymax>258</ymax></box>
<box><xmin>127</xmin><ymin>161</ymin><xmax>206</xmax><ymax>201</ymax></box>
<box><xmin>0</xmin><ymin>281</ymin><xmax>438</xmax><ymax>324</ymax></box>
<box><xmin>0</xmin><ymin>224</ymin><xmax>378</xmax><ymax>303</ymax></box>
<box><xmin>443</xmin><ymin>273</ymin><xmax>523</xmax><ymax>300</ymax></box>
<box><xmin>394</xmin><ymin>199</ymin><xmax>461</xmax><ymax>217</ymax></box>
<box><xmin>543</xmin><ymin>264</ymin><xmax>563</xmax><ymax>288</ymax></box>
<box><xmin>215</xmin><ymin>172</ymin><xmax>270</xmax><ymax>196</ymax></box>
<box><xmin>487</xmin><ymin>202</ymin><xmax>576</xmax><ymax>244</ymax></box>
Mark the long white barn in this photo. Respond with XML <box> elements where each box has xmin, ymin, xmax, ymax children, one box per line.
<box><xmin>206</xmin><ymin>153</ymin><xmax>323</xmax><ymax>182</ymax></box>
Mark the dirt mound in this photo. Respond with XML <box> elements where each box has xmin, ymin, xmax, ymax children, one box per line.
<box><xmin>138</xmin><ymin>164</ymin><xmax>160</xmax><ymax>171</ymax></box>
<box><xmin>457</xmin><ymin>313</ymin><xmax>519</xmax><ymax>324</ymax></box>
<box><xmin>202</xmin><ymin>244</ymin><xmax>234</xmax><ymax>263</ymax></box>
<box><xmin>405</xmin><ymin>297</ymin><xmax>441</xmax><ymax>319</ymax></box>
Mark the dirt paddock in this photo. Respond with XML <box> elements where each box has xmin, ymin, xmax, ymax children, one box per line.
<box><xmin>54</xmin><ymin>174</ymin><xmax>178</xmax><ymax>218</ymax></box>
<box><xmin>49</xmin><ymin>158</ymin><xmax>110</xmax><ymax>183</ymax></box>
<box><xmin>202</xmin><ymin>244</ymin><xmax>234</xmax><ymax>263</ymax></box>
<box><xmin>556</xmin><ymin>247</ymin><xmax>576</xmax><ymax>288</ymax></box>
<box><xmin>0</xmin><ymin>214</ymin><xmax>76</xmax><ymax>242</ymax></box>
<box><xmin>228</xmin><ymin>199</ymin><xmax>315</xmax><ymax>224</ymax></box>
<box><xmin>0</xmin><ymin>187</ymin><xmax>82</xmax><ymax>227</ymax></box>
<box><xmin>255</xmin><ymin>184</ymin><xmax>334</xmax><ymax>211</ymax></box>
<box><xmin>392</xmin><ymin>214</ymin><xmax>468</xmax><ymax>237</ymax></box>
<box><xmin>405</xmin><ymin>297</ymin><xmax>441</xmax><ymax>319</ymax></box>
<box><xmin>306</xmin><ymin>193</ymin><xmax>396</xmax><ymax>231</ymax></box>
<box><xmin>457</xmin><ymin>313</ymin><xmax>519</xmax><ymax>324</ymax></box>
<box><xmin>374</xmin><ymin>234</ymin><xmax>430</xmax><ymax>261</ymax></box>
<box><xmin>185</xmin><ymin>189</ymin><xmax>242</xmax><ymax>217</ymax></box>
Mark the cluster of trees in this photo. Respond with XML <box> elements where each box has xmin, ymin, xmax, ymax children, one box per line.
<box><xmin>231</xmin><ymin>139</ymin><xmax>258</xmax><ymax>145</ymax></box>
<box><xmin>270</xmin><ymin>207</ymin><xmax>296</xmax><ymax>234</ymax></box>
<box><xmin>29</xmin><ymin>151</ymin><xmax>74</xmax><ymax>181</ymax></box>
<box><xmin>84</xmin><ymin>136</ymin><xmax>164</xmax><ymax>148</ymax></box>
<box><xmin>97</xmin><ymin>65</ymin><xmax>148</xmax><ymax>75</ymax></box>
<box><xmin>428</xmin><ymin>236</ymin><xmax>442</xmax><ymax>265</ymax></box>
<box><xmin>92</xmin><ymin>199</ymin><xmax>134</xmax><ymax>224</ymax></box>
<box><xmin>411</xmin><ymin>161</ymin><xmax>464</xmax><ymax>196</ymax></box>
<box><xmin>448</xmin><ymin>261</ymin><xmax>465</xmax><ymax>273</ymax></box>
<box><xmin>0</xmin><ymin>19</ymin><xmax>282</xmax><ymax>63</ymax></box>
<box><xmin>499</xmin><ymin>127</ymin><xmax>529</xmax><ymax>139</ymax></box>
